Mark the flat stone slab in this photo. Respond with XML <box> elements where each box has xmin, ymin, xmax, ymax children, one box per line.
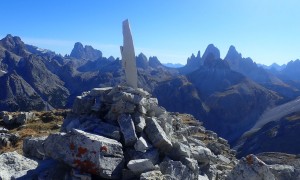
<box><xmin>127</xmin><ymin>159</ymin><xmax>155</xmax><ymax>175</ymax></box>
<box><xmin>145</xmin><ymin>117</ymin><xmax>172</xmax><ymax>152</ymax></box>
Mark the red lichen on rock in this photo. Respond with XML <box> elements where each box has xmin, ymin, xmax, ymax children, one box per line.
<box><xmin>73</xmin><ymin>159</ymin><xmax>98</xmax><ymax>174</ymax></box>
<box><xmin>76</xmin><ymin>147</ymin><xmax>88</xmax><ymax>157</ymax></box>
<box><xmin>70</xmin><ymin>142</ymin><xmax>75</xmax><ymax>150</ymax></box>
<box><xmin>246</xmin><ymin>155</ymin><xmax>254</xmax><ymax>165</ymax></box>
<box><xmin>100</xmin><ymin>146</ymin><xmax>108</xmax><ymax>152</ymax></box>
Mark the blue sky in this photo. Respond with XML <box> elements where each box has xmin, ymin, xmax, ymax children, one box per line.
<box><xmin>1</xmin><ymin>0</ymin><xmax>299</xmax><ymax>65</ymax></box>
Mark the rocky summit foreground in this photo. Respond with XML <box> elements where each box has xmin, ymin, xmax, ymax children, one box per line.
<box><xmin>1</xmin><ymin>86</ymin><xmax>299</xmax><ymax>179</ymax></box>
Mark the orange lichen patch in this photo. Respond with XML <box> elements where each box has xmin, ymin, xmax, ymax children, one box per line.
<box><xmin>73</xmin><ymin>159</ymin><xmax>98</xmax><ymax>174</ymax></box>
<box><xmin>100</xmin><ymin>146</ymin><xmax>108</xmax><ymax>152</ymax></box>
<box><xmin>70</xmin><ymin>142</ymin><xmax>75</xmax><ymax>150</ymax></box>
<box><xmin>246</xmin><ymin>155</ymin><xmax>254</xmax><ymax>165</ymax></box>
<box><xmin>76</xmin><ymin>147</ymin><xmax>88</xmax><ymax>157</ymax></box>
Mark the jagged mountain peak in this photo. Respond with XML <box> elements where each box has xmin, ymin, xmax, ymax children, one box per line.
<box><xmin>225</xmin><ymin>45</ymin><xmax>242</xmax><ymax>61</ymax></box>
<box><xmin>149</xmin><ymin>56</ymin><xmax>162</xmax><ymax>68</ymax></box>
<box><xmin>69</xmin><ymin>42</ymin><xmax>102</xmax><ymax>61</ymax></box>
<box><xmin>0</xmin><ymin>34</ymin><xmax>28</xmax><ymax>56</ymax></box>
<box><xmin>202</xmin><ymin>44</ymin><xmax>220</xmax><ymax>62</ymax></box>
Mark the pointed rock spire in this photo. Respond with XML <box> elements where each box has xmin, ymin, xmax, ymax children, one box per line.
<box><xmin>120</xmin><ymin>19</ymin><xmax>138</xmax><ymax>89</ymax></box>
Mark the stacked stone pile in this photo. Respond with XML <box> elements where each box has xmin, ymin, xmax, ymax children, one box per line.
<box><xmin>22</xmin><ymin>86</ymin><xmax>237</xmax><ymax>179</ymax></box>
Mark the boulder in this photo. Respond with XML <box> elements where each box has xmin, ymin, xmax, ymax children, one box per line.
<box><xmin>134</xmin><ymin>136</ymin><xmax>152</xmax><ymax>152</ymax></box>
<box><xmin>23</xmin><ymin>136</ymin><xmax>47</xmax><ymax>159</ymax></box>
<box><xmin>44</xmin><ymin>129</ymin><xmax>124</xmax><ymax>179</ymax></box>
<box><xmin>226</xmin><ymin>154</ymin><xmax>275</xmax><ymax>180</ymax></box>
<box><xmin>127</xmin><ymin>159</ymin><xmax>155</xmax><ymax>175</ymax></box>
<box><xmin>145</xmin><ymin>117</ymin><xmax>172</xmax><ymax>152</ymax></box>
<box><xmin>0</xmin><ymin>151</ymin><xmax>38</xmax><ymax>179</ymax></box>
<box><xmin>117</xmin><ymin>114</ymin><xmax>137</xmax><ymax>146</ymax></box>
<box><xmin>16</xmin><ymin>112</ymin><xmax>35</xmax><ymax>125</ymax></box>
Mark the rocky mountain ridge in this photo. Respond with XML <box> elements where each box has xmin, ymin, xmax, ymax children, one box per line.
<box><xmin>1</xmin><ymin>34</ymin><xmax>300</xmax><ymax>158</ymax></box>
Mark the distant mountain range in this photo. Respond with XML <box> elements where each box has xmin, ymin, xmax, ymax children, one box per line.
<box><xmin>1</xmin><ymin>34</ymin><xmax>300</xmax><ymax>156</ymax></box>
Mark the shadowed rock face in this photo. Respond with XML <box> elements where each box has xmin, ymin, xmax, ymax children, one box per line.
<box><xmin>237</xmin><ymin>110</ymin><xmax>300</xmax><ymax>157</ymax></box>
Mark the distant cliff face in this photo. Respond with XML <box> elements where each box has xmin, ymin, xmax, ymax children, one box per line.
<box><xmin>69</xmin><ymin>42</ymin><xmax>102</xmax><ymax>61</ymax></box>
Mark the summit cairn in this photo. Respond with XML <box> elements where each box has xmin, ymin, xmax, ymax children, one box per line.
<box><xmin>120</xmin><ymin>19</ymin><xmax>138</xmax><ymax>89</ymax></box>
<box><xmin>18</xmin><ymin>85</ymin><xmax>237</xmax><ymax>179</ymax></box>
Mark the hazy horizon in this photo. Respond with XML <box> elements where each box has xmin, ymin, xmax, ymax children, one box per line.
<box><xmin>1</xmin><ymin>0</ymin><xmax>300</xmax><ymax>66</ymax></box>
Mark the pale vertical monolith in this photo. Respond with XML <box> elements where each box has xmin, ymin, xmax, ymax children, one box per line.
<box><xmin>120</xmin><ymin>19</ymin><xmax>138</xmax><ymax>89</ymax></box>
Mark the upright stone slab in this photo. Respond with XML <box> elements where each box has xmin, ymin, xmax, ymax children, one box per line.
<box><xmin>120</xmin><ymin>19</ymin><xmax>138</xmax><ymax>89</ymax></box>
<box><xmin>117</xmin><ymin>114</ymin><xmax>138</xmax><ymax>146</ymax></box>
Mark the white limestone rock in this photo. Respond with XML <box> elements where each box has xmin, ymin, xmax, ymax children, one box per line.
<box><xmin>134</xmin><ymin>136</ymin><xmax>152</xmax><ymax>152</ymax></box>
<box><xmin>120</xmin><ymin>19</ymin><xmax>138</xmax><ymax>89</ymax></box>
<box><xmin>0</xmin><ymin>151</ymin><xmax>38</xmax><ymax>180</ymax></box>
<box><xmin>191</xmin><ymin>144</ymin><xmax>213</xmax><ymax>165</ymax></box>
<box><xmin>145</xmin><ymin>117</ymin><xmax>172</xmax><ymax>152</ymax></box>
<box><xmin>133</xmin><ymin>114</ymin><xmax>146</xmax><ymax>132</ymax></box>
